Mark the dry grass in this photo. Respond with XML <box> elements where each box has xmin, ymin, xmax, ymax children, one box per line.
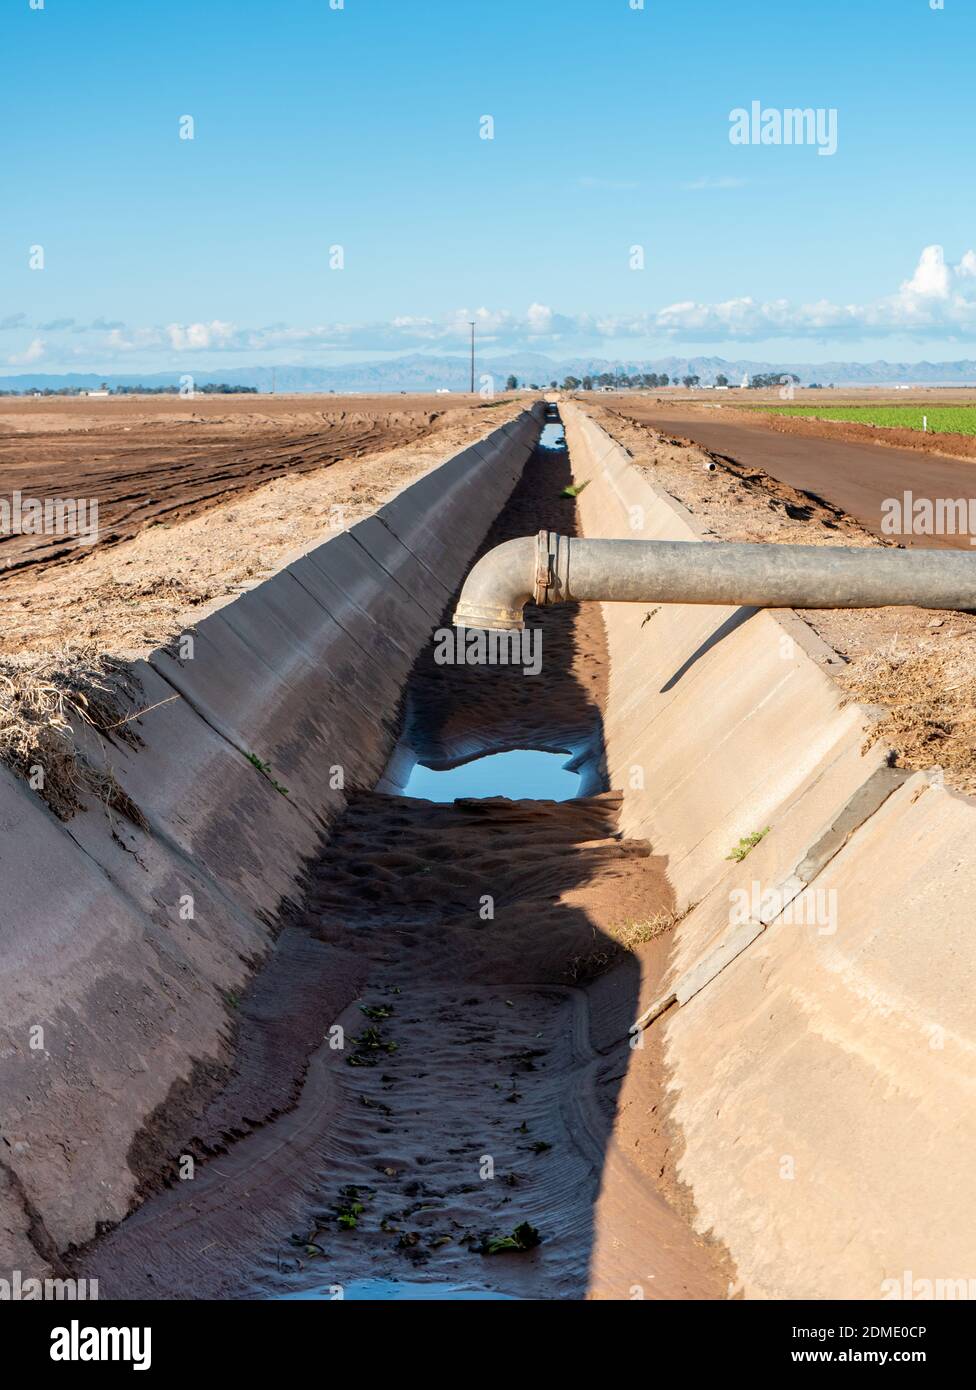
<box><xmin>608</xmin><ymin>908</ymin><xmax>685</xmax><ymax>950</ymax></box>
<box><xmin>0</xmin><ymin>646</ymin><xmax>149</xmax><ymax>825</ymax></box>
<box><xmin>842</xmin><ymin>636</ymin><xmax>976</xmax><ymax>796</ymax></box>
<box><xmin>566</xmin><ymin>908</ymin><xmax>686</xmax><ymax>983</ymax></box>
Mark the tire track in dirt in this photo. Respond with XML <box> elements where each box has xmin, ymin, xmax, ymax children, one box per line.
<box><xmin>0</xmin><ymin>403</ymin><xmax>496</xmax><ymax>577</ymax></box>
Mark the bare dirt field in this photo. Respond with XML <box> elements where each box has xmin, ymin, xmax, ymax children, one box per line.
<box><xmin>579</xmin><ymin>398</ymin><xmax>976</xmax><ymax>797</ymax></box>
<box><xmin>0</xmin><ymin>393</ymin><xmax>517</xmax><ymax>579</ymax></box>
<box><xmin>0</xmin><ymin>394</ymin><xmax>524</xmax><ymax>661</ymax></box>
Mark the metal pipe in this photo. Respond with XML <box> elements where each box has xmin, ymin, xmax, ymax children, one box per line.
<box><xmin>452</xmin><ymin>530</ymin><xmax>976</xmax><ymax>631</ymax></box>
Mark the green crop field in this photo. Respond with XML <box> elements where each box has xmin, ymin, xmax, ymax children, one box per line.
<box><xmin>754</xmin><ymin>405</ymin><xmax>976</xmax><ymax>436</ymax></box>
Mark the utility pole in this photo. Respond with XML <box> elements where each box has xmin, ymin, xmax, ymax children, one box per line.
<box><xmin>469</xmin><ymin>321</ymin><xmax>475</xmax><ymax>395</ymax></box>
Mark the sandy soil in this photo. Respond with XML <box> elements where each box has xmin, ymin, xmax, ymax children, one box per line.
<box><xmin>580</xmin><ymin>400</ymin><xmax>976</xmax><ymax>797</ymax></box>
<box><xmin>0</xmin><ymin>393</ymin><xmax>518</xmax><ymax>579</ymax></box>
<box><xmin>0</xmin><ymin>398</ymin><xmax>524</xmax><ymax>662</ymax></box>
<box><xmin>75</xmin><ymin>431</ymin><xmax>733</xmax><ymax>1301</ymax></box>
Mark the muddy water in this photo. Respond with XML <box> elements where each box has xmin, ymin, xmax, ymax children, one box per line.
<box><xmin>77</xmin><ymin>414</ymin><xmax>732</xmax><ymax>1301</ymax></box>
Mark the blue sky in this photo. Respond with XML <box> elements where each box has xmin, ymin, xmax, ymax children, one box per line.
<box><xmin>2</xmin><ymin>0</ymin><xmax>974</xmax><ymax>373</ymax></box>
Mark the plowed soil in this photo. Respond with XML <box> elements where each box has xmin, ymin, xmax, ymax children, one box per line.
<box><xmin>0</xmin><ymin>397</ymin><xmax>524</xmax><ymax>661</ymax></box>
<box><xmin>0</xmin><ymin>393</ymin><xmax>513</xmax><ymax>578</ymax></box>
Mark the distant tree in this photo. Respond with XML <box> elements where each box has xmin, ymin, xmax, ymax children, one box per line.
<box><xmin>682</xmin><ymin>375</ymin><xmax>700</xmax><ymax>388</ymax></box>
<box><xmin>562</xmin><ymin>376</ymin><xmax>581</xmax><ymax>390</ymax></box>
<box><xmin>749</xmin><ymin>371</ymin><xmax>798</xmax><ymax>389</ymax></box>
<box><xmin>581</xmin><ymin>375</ymin><xmax>593</xmax><ymax>391</ymax></box>
<box><xmin>597</xmin><ymin>372</ymin><xmax>613</xmax><ymax>388</ymax></box>
<box><xmin>550</xmin><ymin>380</ymin><xmax>557</xmax><ymax>388</ymax></box>
<box><xmin>505</xmin><ymin>374</ymin><xmax>518</xmax><ymax>390</ymax></box>
<box><xmin>659</xmin><ymin>373</ymin><xmax>669</xmax><ymax>386</ymax></box>
<box><xmin>715</xmin><ymin>374</ymin><xmax>729</xmax><ymax>387</ymax></box>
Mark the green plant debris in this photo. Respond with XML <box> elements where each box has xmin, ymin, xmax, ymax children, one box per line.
<box><xmin>560</xmin><ymin>480</ymin><xmax>590</xmax><ymax>498</ymax></box>
<box><xmin>482</xmin><ymin>1222</ymin><xmax>542</xmax><ymax>1255</ymax></box>
<box><xmin>726</xmin><ymin>827</ymin><xmax>771</xmax><ymax>862</ymax></box>
<box><xmin>244</xmin><ymin>752</ymin><xmax>289</xmax><ymax>796</ymax></box>
<box><xmin>359</xmin><ymin>1003</ymin><xmax>395</xmax><ymax>1020</ymax></box>
<box><xmin>347</xmin><ymin>1026</ymin><xmax>399</xmax><ymax>1067</ymax></box>
<box><xmin>335</xmin><ymin>1185</ymin><xmax>367</xmax><ymax>1231</ymax></box>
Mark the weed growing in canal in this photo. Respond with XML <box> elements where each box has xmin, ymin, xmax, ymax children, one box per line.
<box><xmin>560</xmin><ymin>480</ymin><xmax>590</xmax><ymax>498</ymax></box>
<box><xmin>566</xmin><ymin>946</ymin><xmax>618</xmax><ymax>984</ymax></box>
<box><xmin>727</xmin><ymin>827</ymin><xmax>771</xmax><ymax>862</ymax></box>
<box><xmin>244</xmin><ymin>752</ymin><xmax>289</xmax><ymax>796</ymax></box>
<box><xmin>567</xmin><ymin>909</ymin><xmax>689</xmax><ymax>983</ymax></box>
<box><xmin>334</xmin><ymin>1185</ymin><xmax>368</xmax><ymax>1230</ymax></box>
<box><xmin>359</xmin><ymin>1002</ymin><xmax>395</xmax><ymax>1021</ymax></box>
<box><xmin>481</xmin><ymin>1221</ymin><xmax>542</xmax><ymax>1255</ymax></box>
<box><xmin>347</xmin><ymin>1025</ymin><xmax>399</xmax><ymax>1066</ymax></box>
<box><xmin>612</xmin><ymin>909</ymin><xmax>684</xmax><ymax>948</ymax></box>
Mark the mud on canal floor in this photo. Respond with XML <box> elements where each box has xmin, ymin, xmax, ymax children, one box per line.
<box><xmin>75</xmin><ymin>421</ymin><xmax>734</xmax><ymax>1301</ymax></box>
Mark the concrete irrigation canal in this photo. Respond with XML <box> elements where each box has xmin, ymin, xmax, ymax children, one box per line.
<box><xmin>2</xmin><ymin>399</ymin><xmax>976</xmax><ymax>1299</ymax></box>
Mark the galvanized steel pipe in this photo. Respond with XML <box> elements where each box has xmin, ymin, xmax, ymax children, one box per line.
<box><xmin>453</xmin><ymin>530</ymin><xmax>976</xmax><ymax>631</ymax></box>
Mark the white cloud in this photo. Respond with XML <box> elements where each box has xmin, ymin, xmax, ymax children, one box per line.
<box><xmin>899</xmin><ymin>244</ymin><xmax>951</xmax><ymax>300</ymax></box>
<box><xmin>8</xmin><ymin>337</ymin><xmax>44</xmax><ymax>365</ymax></box>
<box><xmin>9</xmin><ymin>247</ymin><xmax>976</xmax><ymax>363</ymax></box>
<box><xmin>166</xmin><ymin>320</ymin><xmax>237</xmax><ymax>351</ymax></box>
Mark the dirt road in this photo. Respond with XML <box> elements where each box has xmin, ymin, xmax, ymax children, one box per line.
<box><xmin>602</xmin><ymin>400</ymin><xmax>976</xmax><ymax>549</ymax></box>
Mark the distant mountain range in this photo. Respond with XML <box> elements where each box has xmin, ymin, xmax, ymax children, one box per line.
<box><xmin>4</xmin><ymin>353</ymin><xmax>976</xmax><ymax>394</ymax></box>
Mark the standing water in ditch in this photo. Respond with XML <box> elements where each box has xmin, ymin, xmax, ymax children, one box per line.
<box><xmin>78</xmin><ymin>408</ymin><xmax>732</xmax><ymax>1301</ymax></box>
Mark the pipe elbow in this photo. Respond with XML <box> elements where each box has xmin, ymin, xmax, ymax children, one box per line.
<box><xmin>452</xmin><ymin>535</ymin><xmax>541</xmax><ymax>631</ymax></box>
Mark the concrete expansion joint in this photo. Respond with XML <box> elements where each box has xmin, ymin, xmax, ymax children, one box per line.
<box><xmin>628</xmin><ymin>762</ymin><xmax>911</xmax><ymax>1038</ymax></box>
<box><xmin>144</xmin><ymin>656</ymin><xmax>334</xmax><ymax>839</ymax></box>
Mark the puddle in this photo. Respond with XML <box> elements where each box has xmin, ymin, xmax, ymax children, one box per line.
<box><xmin>280</xmin><ymin>1278</ymin><xmax>516</xmax><ymax>1301</ymax></box>
<box><xmin>400</xmin><ymin>748</ymin><xmax>580</xmax><ymax>802</ymax></box>
<box><xmin>539</xmin><ymin>422</ymin><xmax>566</xmax><ymax>449</ymax></box>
